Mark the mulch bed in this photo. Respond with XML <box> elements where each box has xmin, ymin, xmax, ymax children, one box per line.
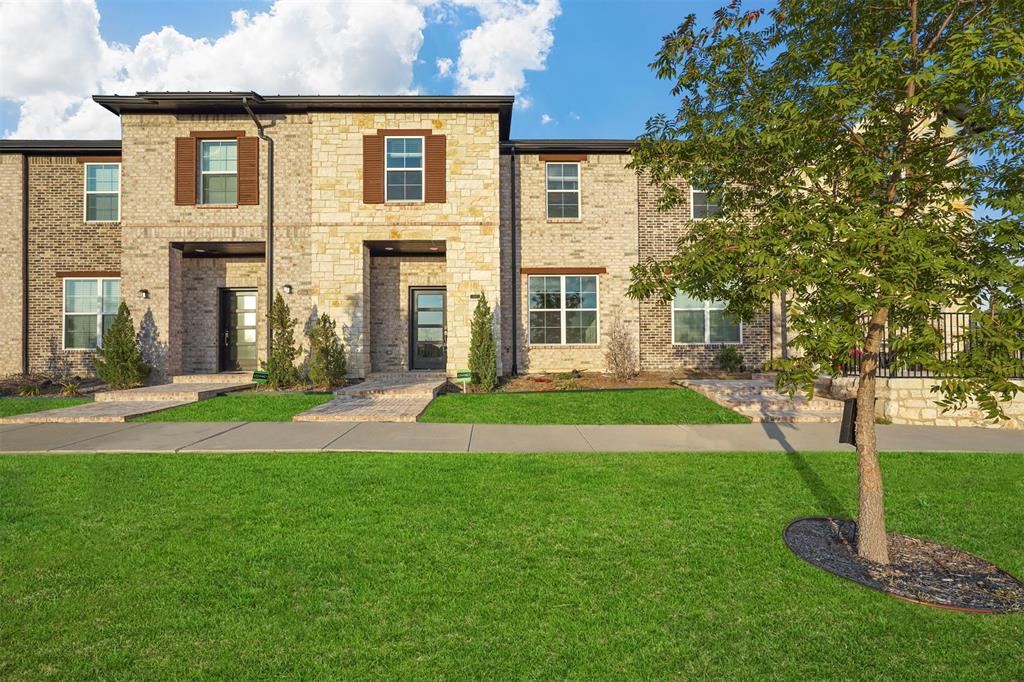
<box><xmin>784</xmin><ymin>517</ymin><xmax>1024</xmax><ymax>613</ymax></box>
<box><xmin>498</xmin><ymin>370</ymin><xmax>752</xmax><ymax>393</ymax></box>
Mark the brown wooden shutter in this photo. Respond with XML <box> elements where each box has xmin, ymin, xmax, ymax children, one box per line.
<box><xmin>425</xmin><ymin>134</ymin><xmax>446</xmax><ymax>203</ymax></box>
<box><xmin>237</xmin><ymin>136</ymin><xmax>259</xmax><ymax>205</ymax></box>
<box><xmin>175</xmin><ymin>137</ymin><xmax>196</xmax><ymax>205</ymax></box>
<box><xmin>363</xmin><ymin>135</ymin><xmax>384</xmax><ymax>204</ymax></box>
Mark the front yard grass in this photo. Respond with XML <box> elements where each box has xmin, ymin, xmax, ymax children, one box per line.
<box><xmin>0</xmin><ymin>397</ymin><xmax>91</xmax><ymax>418</ymax></box>
<box><xmin>132</xmin><ymin>391</ymin><xmax>333</xmax><ymax>422</ymax></box>
<box><xmin>0</xmin><ymin>450</ymin><xmax>1020</xmax><ymax>679</ymax></box>
<box><xmin>419</xmin><ymin>387</ymin><xmax>747</xmax><ymax>424</ymax></box>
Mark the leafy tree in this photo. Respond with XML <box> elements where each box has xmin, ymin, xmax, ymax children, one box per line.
<box><xmin>468</xmin><ymin>293</ymin><xmax>498</xmax><ymax>391</ymax></box>
<box><xmin>629</xmin><ymin>0</ymin><xmax>1024</xmax><ymax>564</ymax></box>
<box><xmin>262</xmin><ymin>291</ymin><xmax>300</xmax><ymax>389</ymax></box>
<box><xmin>95</xmin><ymin>301</ymin><xmax>151</xmax><ymax>389</ymax></box>
<box><xmin>308</xmin><ymin>312</ymin><xmax>347</xmax><ymax>389</ymax></box>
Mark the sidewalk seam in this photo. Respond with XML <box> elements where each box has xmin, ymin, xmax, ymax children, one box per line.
<box><xmin>317</xmin><ymin>423</ymin><xmax>359</xmax><ymax>450</ymax></box>
<box><xmin>575</xmin><ymin>426</ymin><xmax>597</xmax><ymax>452</ymax></box>
<box><xmin>176</xmin><ymin>422</ymin><xmax>250</xmax><ymax>452</ymax></box>
<box><xmin>46</xmin><ymin>423</ymin><xmax>142</xmax><ymax>452</ymax></box>
<box><xmin>467</xmin><ymin>424</ymin><xmax>475</xmax><ymax>452</ymax></box>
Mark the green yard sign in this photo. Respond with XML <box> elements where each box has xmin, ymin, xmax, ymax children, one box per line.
<box><xmin>252</xmin><ymin>370</ymin><xmax>269</xmax><ymax>385</ymax></box>
<box><xmin>455</xmin><ymin>370</ymin><xmax>473</xmax><ymax>383</ymax></box>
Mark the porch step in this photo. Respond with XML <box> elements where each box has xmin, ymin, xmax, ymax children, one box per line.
<box><xmin>342</xmin><ymin>372</ymin><xmax>448</xmax><ymax>399</ymax></box>
<box><xmin>171</xmin><ymin>373</ymin><xmax>254</xmax><ymax>385</ymax></box>
<box><xmin>96</xmin><ymin>382</ymin><xmax>255</xmax><ymax>402</ymax></box>
<box><xmin>733</xmin><ymin>407</ymin><xmax>843</xmax><ymax>423</ymax></box>
<box><xmin>293</xmin><ymin>395</ymin><xmax>431</xmax><ymax>423</ymax></box>
<box><xmin>1</xmin><ymin>400</ymin><xmax>192</xmax><ymax>424</ymax></box>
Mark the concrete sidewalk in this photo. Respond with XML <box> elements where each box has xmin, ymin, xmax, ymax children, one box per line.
<box><xmin>1</xmin><ymin>421</ymin><xmax>1022</xmax><ymax>454</ymax></box>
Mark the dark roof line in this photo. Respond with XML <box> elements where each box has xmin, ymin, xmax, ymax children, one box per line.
<box><xmin>93</xmin><ymin>91</ymin><xmax>516</xmax><ymax>140</ymax></box>
<box><xmin>502</xmin><ymin>139</ymin><xmax>636</xmax><ymax>154</ymax></box>
<box><xmin>0</xmin><ymin>139</ymin><xmax>122</xmax><ymax>155</ymax></box>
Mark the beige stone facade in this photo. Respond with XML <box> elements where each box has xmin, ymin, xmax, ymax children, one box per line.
<box><xmin>0</xmin><ymin>154</ymin><xmax>23</xmax><ymax>376</ymax></box>
<box><xmin>368</xmin><ymin>255</ymin><xmax>447</xmax><ymax>372</ymax></box>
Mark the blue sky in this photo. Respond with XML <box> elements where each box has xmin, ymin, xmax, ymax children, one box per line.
<box><xmin>0</xmin><ymin>0</ymin><xmax>722</xmax><ymax>140</ymax></box>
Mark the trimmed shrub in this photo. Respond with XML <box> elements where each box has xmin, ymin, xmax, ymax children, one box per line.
<box><xmin>716</xmin><ymin>345</ymin><xmax>744</xmax><ymax>373</ymax></box>
<box><xmin>95</xmin><ymin>301</ymin><xmax>151</xmax><ymax>389</ymax></box>
<box><xmin>308</xmin><ymin>312</ymin><xmax>347</xmax><ymax>389</ymax></box>
<box><xmin>604</xmin><ymin>310</ymin><xmax>638</xmax><ymax>380</ymax></box>
<box><xmin>468</xmin><ymin>293</ymin><xmax>497</xmax><ymax>391</ymax></box>
<box><xmin>262</xmin><ymin>292</ymin><xmax>300</xmax><ymax>389</ymax></box>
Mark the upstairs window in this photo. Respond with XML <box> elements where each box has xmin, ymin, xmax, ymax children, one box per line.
<box><xmin>64</xmin><ymin>278</ymin><xmax>120</xmax><ymax>349</ymax></box>
<box><xmin>546</xmin><ymin>162</ymin><xmax>580</xmax><ymax>219</ymax></box>
<box><xmin>672</xmin><ymin>291</ymin><xmax>741</xmax><ymax>344</ymax></box>
<box><xmin>385</xmin><ymin>136</ymin><xmax>424</xmax><ymax>201</ymax></box>
<box><xmin>84</xmin><ymin>163</ymin><xmax>120</xmax><ymax>222</ymax></box>
<box><xmin>691</xmin><ymin>187</ymin><xmax>722</xmax><ymax>219</ymax></box>
<box><xmin>200</xmin><ymin>140</ymin><xmax>238</xmax><ymax>204</ymax></box>
<box><xmin>528</xmin><ymin>274</ymin><xmax>598</xmax><ymax>345</ymax></box>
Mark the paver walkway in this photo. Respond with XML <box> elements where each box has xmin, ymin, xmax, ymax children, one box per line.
<box><xmin>2</xmin><ymin>422</ymin><xmax>1022</xmax><ymax>454</ymax></box>
<box><xmin>294</xmin><ymin>372</ymin><xmax>448</xmax><ymax>422</ymax></box>
<box><xmin>0</xmin><ymin>374</ymin><xmax>254</xmax><ymax>424</ymax></box>
<box><xmin>678</xmin><ymin>376</ymin><xmax>844</xmax><ymax>423</ymax></box>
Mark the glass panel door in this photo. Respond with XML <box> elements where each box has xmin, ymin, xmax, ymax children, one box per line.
<box><xmin>410</xmin><ymin>288</ymin><xmax>446</xmax><ymax>370</ymax></box>
<box><xmin>220</xmin><ymin>289</ymin><xmax>258</xmax><ymax>371</ymax></box>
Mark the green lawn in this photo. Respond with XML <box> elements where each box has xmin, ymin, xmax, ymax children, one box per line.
<box><xmin>1</xmin><ymin>450</ymin><xmax>1021</xmax><ymax>679</ymax></box>
<box><xmin>0</xmin><ymin>397</ymin><xmax>90</xmax><ymax>418</ymax></box>
<box><xmin>132</xmin><ymin>391</ymin><xmax>334</xmax><ymax>422</ymax></box>
<box><xmin>419</xmin><ymin>387</ymin><xmax>748</xmax><ymax>424</ymax></box>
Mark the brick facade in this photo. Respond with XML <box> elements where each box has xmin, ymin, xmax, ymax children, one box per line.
<box><xmin>0</xmin><ymin>155</ymin><xmax>23</xmax><ymax>376</ymax></box>
<box><xmin>368</xmin><ymin>255</ymin><xmax>447</xmax><ymax>372</ymax></box>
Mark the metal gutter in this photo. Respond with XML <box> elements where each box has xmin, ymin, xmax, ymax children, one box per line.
<box><xmin>21</xmin><ymin>155</ymin><xmax>29</xmax><ymax>375</ymax></box>
<box><xmin>241</xmin><ymin>95</ymin><xmax>275</xmax><ymax>361</ymax></box>
<box><xmin>0</xmin><ymin>140</ymin><xmax>121</xmax><ymax>155</ymax></box>
<box><xmin>509</xmin><ymin>147</ymin><xmax>518</xmax><ymax>375</ymax></box>
<box><xmin>501</xmin><ymin>139</ymin><xmax>637</xmax><ymax>154</ymax></box>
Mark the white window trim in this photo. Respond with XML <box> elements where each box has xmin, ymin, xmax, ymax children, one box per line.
<box><xmin>83</xmin><ymin>162</ymin><xmax>121</xmax><ymax>223</ymax></box>
<box><xmin>690</xmin><ymin>186</ymin><xmax>722</xmax><ymax>221</ymax></box>
<box><xmin>198</xmin><ymin>139</ymin><xmax>238</xmax><ymax>205</ymax></box>
<box><xmin>527</xmin><ymin>274</ymin><xmax>600</xmax><ymax>346</ymax></box>
<box><xmin>384</xmin><ymin>135</ymin><xmax>425</xmax><ymax>203</ymax></box>
<box><xmin>671</xmin><ymin>296</ymin><xmax>743</xmax><ymax>346</ymax></box>
<box><xmin>62</xmin><ymin>277</ymin><xmax>121</xmax><ymax>351</ymax></box>
<box><xmin>545</xmin><ymin>162</ymin><xmax>582</xmax><ymax>220</ymax></box>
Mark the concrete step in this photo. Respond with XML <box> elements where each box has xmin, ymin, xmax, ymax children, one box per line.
<box><xmin>96</xmin><ymin>382</ymin><xmax>254</xmax><ymax>402</ymax></box>
<box><xmin>1</xmin><ymin>400</ymin><xmax>192</xmax><ymax>423</ymax></box>
<box><xmin>734</xmin><ymin>407</ymin><xmax>843</xmax><ymax>423</ymax></box>
<box><xmin>716</xmin><ymin>395</ymin><xmax>844</xmax><ymax>411</ymax></box>
<box><xmin>171</xmin><ymin>373</ymin><xmax>254</xmax><ymax>385</ymax></box>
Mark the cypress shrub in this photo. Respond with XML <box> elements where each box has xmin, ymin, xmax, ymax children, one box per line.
<box><xmin>262</xmin><ymin>292</ymin><xmax>300</xmax><ymax>389</ymax></box>
<box><xmin>468</xmin><ymin>293</ymin><xmax>497</xmax><ymax>391</ymax></box>
<box><xmin>94</xmin><ymin>301</ymin><xmax>151</xmax><ymax>389</ymax></box>
<box><xmin>308</xmin><ymin>312</ymin><xmax>347</xmax><ymax>389</ymax></box>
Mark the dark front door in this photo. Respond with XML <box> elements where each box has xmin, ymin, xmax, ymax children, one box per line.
<box><xmin>410</xmin><ymin>287</ymin><xmax>446</xmax><ymax>370</ymax></box>
<box><xmin>219</xmin><ymin>289</ymin><xmax>258</xmax><ymax>371</ymax></box>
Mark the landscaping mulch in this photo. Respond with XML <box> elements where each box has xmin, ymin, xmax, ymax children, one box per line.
<box><xmin>498</xmin><ymin>370</ymin><xmax>752</xmax><ymax>393</ymax></box>
<box><xmin>784</xmin><ymin>516</ymin><xmax>1024</xmax><ymax>613</ymax></box>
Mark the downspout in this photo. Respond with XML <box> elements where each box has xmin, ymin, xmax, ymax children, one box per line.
<box><xmin>509</xmin><ymin>146</ymin><xmax>518</xmax><ymax>375</ymax></box>
<box><xmin>242</xmin><ymin>96</ymin><xmax>274</xmax><ymax>361</ymax></box>
<box><xmin>21</xmin><ymin>154</ymin><xmax>29</xmax><ymax>375</ymax></box>
<box><xmin>780</xmin><ymin>289</ymin><xmax>789</xmax><ymax>360</ymax></box>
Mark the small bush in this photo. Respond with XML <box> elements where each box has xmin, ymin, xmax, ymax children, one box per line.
<box><xmin>18</xmin><ymin>383</ymin><xmax>40</xmax><ymax>397</ymax></box>
<box><xmin>716</xmin><ymin>346</ymin><xmax>744</xmax><ymax>373</ymax></box>
<box><xmin>468</xmin><ymin>293</ymin><xmax>497</xmax><ymax>391</ymax></box>
<box><xmin>95</xmin><ymin>302</ymin><xmax>151</xmax><ymax>389</ymax></box>
<box><xmin>604</xmin><ymin>310</ymin><xmax>638</xmax><ymax>380</ymax></box>
<box><xmin>59</xmin><ymin>380</ymin><xmax>81</xmax><ymax>397</ymax></box>
<box><xmin>262</xmin><ymin>292</ymin><xmax>300</xmax><ymax>389</ymax></box>
<box><xmin>308</xmin><ymin>312</ymin><xmax>347</xmax><ymax>389</ymax></box>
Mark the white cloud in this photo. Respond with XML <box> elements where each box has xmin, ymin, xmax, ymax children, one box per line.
<box><xmin>452</xmin><ymin>0</ymin><xmax>560</xmax><ymax>97</ymax></box>
<box><xmin>1</xmin><ymin>0</ymin><xmax>428</xmax><ymax>138</ymax></box>
<box><xmin>569</xmin><ymin>111</ymin><xmax>580</xmax><ymax>121</ymax></box>
<box><xmin>540</xmin><ymin>113</ymin><xmax>554</xmax><ymax>125</ymax></box>
<box><xmin>516</xmin><ymin>95</ymin><xmax>533</xmax><ymax>109</ymax></box>
<box><xmin>0</xmin><ymin>0</ymin><xmax>562</xmax><ymax>138</ymax></box>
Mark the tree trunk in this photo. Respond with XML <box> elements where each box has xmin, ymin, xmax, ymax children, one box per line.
<box><xmin>855</xmin><ymin>308</ymin><xmax>890</xmax><ymax>564</ymax></box>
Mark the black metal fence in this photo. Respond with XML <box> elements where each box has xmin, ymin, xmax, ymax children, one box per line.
<box><xmin>841</xmin><ymin>312</ymin><xmax>1024</xmax><ymax>378</ymax></box>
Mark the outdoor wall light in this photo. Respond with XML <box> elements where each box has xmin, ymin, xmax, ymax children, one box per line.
<box><xmin>282</xmin><ymin>284</ymin><xmax>293</xmax><ymax>295</ymax></box>
<box><xmin>138</xmin><ymin>289</ymin><xmax>149</xmax><ymax>300</ymax></box>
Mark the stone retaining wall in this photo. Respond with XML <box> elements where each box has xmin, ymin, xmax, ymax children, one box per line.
<box><xmin>829</xmin><ymin>376</ymin><xmax>1024</xmax><ymax>429</ymax></box>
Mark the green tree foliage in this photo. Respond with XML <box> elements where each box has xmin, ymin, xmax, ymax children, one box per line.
<box><xmin>262</xmin><ymin>292</ymin><xmax>300</xmax><ymax>389</ymax></box>
<box><xmin>95</xmin><ymin>302</ymin><xmax>151</xmax><ymax>389</ymax></box>
<box><xmin>469</xmin><ymin>293</ymin><xmax>498</xmax><ymax>391</ymax></box>
<box><xmin>308</xmin><ymin>312</ymin><xmax>347</xmax><ymax>390</ymax></box>
<box><xmin>629</xmin><ymin>0</ymin><xmax>1024</xmax><ymax>563</ymax></box>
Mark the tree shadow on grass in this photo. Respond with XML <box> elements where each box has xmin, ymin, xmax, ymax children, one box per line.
<box><xmin>762</xmin><ymin>422</ymin><xmax>849</xmax><ymax>517</ymax></box>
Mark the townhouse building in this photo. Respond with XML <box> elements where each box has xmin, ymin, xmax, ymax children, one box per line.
<box><xmin>0</xmin><ymin>92</ymin><xmax>784</xmax><ymax>382</ymax></box>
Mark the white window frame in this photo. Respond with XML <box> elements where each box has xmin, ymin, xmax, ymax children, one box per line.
<box><xmin>527</xmin><ymin>274</ymin><xmax>600</xmax><ymax>346</ymax></box>
<box><xmin>198</xmin><ymin>139</ymin><xmax>238</xmax><ymax>205</ymax></box>
<box><xmin>384</xmin><ymin>135</ymin><xmax>425</xmax><ymax>203</ymax></box>
<box><xmin>83</xmin><ymin>162</ymin><xmax>121</xmax><ymax>223</ymax></box>
<box><xmin>671</xmin><ymin>294</ymin><xmax>743</xmax><ymax>345</ymax></box>
<box><xmin>545</xmin><ymin>162</ymin><xmax>581</xmax><ymax>220</ymax></box>
<box><xmin>62</xmin><ymin>277</ymin><xmax>121</xmax><ymax>351</ymax></box>
<box><xmin>690</xmin><ymin>186</ymin><xmax>722</xmax><ymax>220</ymax></box>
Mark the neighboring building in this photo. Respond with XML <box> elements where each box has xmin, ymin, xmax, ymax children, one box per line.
<box><xmin>0</xmin><ymin>92</ymin><xmax>784</xmax><ymax>381</ymax></box>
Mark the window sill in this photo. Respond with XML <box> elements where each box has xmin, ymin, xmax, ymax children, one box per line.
<box><xmin>84</xmin><ymin>220</ymin><xmax>121</xmax><ymax>225</ymax></box>
<box><xmin>62</xmin><ymin>347</ymin><xmax>99</xmax><ymax>352</ymax></box>
<box><xmin>196</xmin><ymin>203</ymin><xmax>239</xmax><ymax>209</ymax></box>
<box><xmin>527</xmin><ymin>343</ymin><xmax>601</xmax><ymax>348</ymax></box>
<box><xmin>384</xmin><ymin>200</ymin><xmax>426</xmax><ymax>205</ymax></box>
<box><xmin>671</xmin><ymin>342</ymin><xmax>743</xmax><ymax>347</ymax></box>
<box><xmin>545</xmin><ymin>218</ymin><xmax>583</xmax><ymax>223</ymax></box>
